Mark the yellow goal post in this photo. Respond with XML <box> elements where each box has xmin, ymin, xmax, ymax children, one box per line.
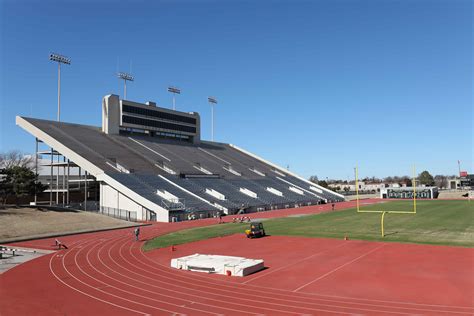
<box><xmin>354</xmin><ymin>165</ymin><xmax>417</xmax><ymax>237</ymax></box>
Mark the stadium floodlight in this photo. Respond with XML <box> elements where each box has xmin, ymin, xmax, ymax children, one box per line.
<box><xmin>168</xmin><ymin>86</ymin><xmax>181</xmax><ymax>110</ymax></box>
<box><xmin>208</xmin><ymin>97</ymin><xmax>217</xmax><ymax>104</ymax></box>
<box><xmin>49</xmin><ymin>53</ymin><xmax>71</xmax><ymax>65</ymax></box>
<box><xmin>49</xmin><ymin>53</ymin><xmax>71</xmax><ymax>122</ymax></box>
<box><xmin>208</xmin><ymin>97</ymin><xmax>218</xmax><ymax>141</ymax></box>
<box><xmin>117</xmin><ymin>72</ymin><xmax>134</xmax><ymax>99</ymax></box>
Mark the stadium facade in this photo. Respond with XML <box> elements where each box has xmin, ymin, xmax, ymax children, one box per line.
<box><xmin>17</xmin><ymin>95</ymin><xmax>344</xmax><ymax>222</ymax></box>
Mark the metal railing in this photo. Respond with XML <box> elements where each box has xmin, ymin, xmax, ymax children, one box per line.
<box><xmin>161</xmin><ymin>198</ymin><xmax>185</xmax><ymax>211</ymax></box>
<box><xmin>100</xmin><ymin>206</ymin><xmax>137</xmax><ymax>222</ymax></box>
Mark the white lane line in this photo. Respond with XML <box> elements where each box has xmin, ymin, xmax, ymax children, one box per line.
<box><xmin>128</xmin><ymin>137</ymin><xmax>171</xmax><ymax>162</ymax></box>
<box><xmin>136</xmin><ymin>227</ymin><xmax>474</xmax><ymax>313</ymax></box>
<box><xmin>293</xmin><ymin>244</ymin><xmax>385</xmax><ymax>292</ymax></box>
<box><xmin>87</xmin><ymin>236</ymin><xmax>220</xmax><ymax>316</ymax></box>
<box><xmin>112</xmin><ymin>241</ymin><xmax>263</xmax><ymax>315</ymax></box>
<box><xmin>126</xmin><ymin>240</ymin><xmax>416</xmax><ymax>315</ymax></box>
<box><xmin>98</xmin><ymin>236</ymin><xmax>240</xmax><ymax>315</ymax></box>
<box><xmin>49</xmin><ymin>238</ymin><xmax>150</xmax><ymax>316</ymax></box>
<box><xmin>67</xmin><ymin>236</ymin><xmax>186</xmax><ymax>315</ymax></box>
<box><xmin>243</xmin><ymin>242</ymin><xmax>348</xmax><ymax>284</ymax></box>
<box><xmin>119</xmin><ymin>238</ymin><xmax>312</xmax><ymax>315</ymax></box>
<box><xmin>48</xmin><ymin>232</ymin><xmax>473</xmax><ymax>316</ymax></box>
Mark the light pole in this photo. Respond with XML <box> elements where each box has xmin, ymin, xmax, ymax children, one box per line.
<box><xmin>208</xmin><ymin>97</ymin><xmax>217</xmax><ymax>141</ymax></box>
<box><xmin>49</xmin><ymin>53</ymin><xmax>71</xmax><ymax>122</ymax></box>
<box><xmin>117</xmin><ymin>72</ymin><xmax>134</xmax><ymax>99</ymax></box>
<box><xmin>168</xmin><ymin>86</ymin><xmax>181</xmax><ymax>110</ymax></box>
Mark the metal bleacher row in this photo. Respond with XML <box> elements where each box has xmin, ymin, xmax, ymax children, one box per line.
<box><xmin>26</xmin><ymin>118</ymin><xmax>343</xmax><ymax>215</ymax></box>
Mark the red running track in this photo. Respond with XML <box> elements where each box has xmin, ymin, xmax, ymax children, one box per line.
<box><xmin>1</xmin><ymin>200</ymin><xmax>473</xmax><ymax>315</ymax></box>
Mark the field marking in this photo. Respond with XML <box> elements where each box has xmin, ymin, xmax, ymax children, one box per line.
<box><xmin>242</xmin><ymin>242</ymin><xmax>348</xmax><ymax>284</ymax></box>
<box><xmin>142</xmin><ymin>220</ymin><xmax>474</xmax><ymax>311</ymax></box>
<box><xmin>67</xmin><ymin>239</ymin><xmax>187</xmax><ymax>315</ymax></box>
<box><xmin>23</xmin><ymin>205</ymin><xmax>473</xmax><ymax>315</ymax></box>
<box><xmin>123</xmin><ymin>238</ymin><xmax>355</xmax><ymax>315</ymax></box>
<box><xmin>125</xmin><ymin>238</ymin><xmax>393</xmax><ymax>315</ymax></box>
<box><xmin>86</xmin><ymin>236</ymin><xmax>225</xmax><ymax>315</ymax></box>
<box><xmin>43</xmin><ymin>224</ymin><xmax>473</xmax><ymax>315</ymax></box>
<box><xmin>136</xmin><ymin>230</ymin><xmax>474</xmax><ymax>313</ymax></box>
<box><xmin>127</xmin><ymin>239</ymin><xmax>388</xmax><ymax>315</ymax></box>
<box><xmin>293</xmin><ymin>244</ymin><xmax>385</xmax><ymax>292</ymax></box>
<box><xmin>43</xmin><ymin>229</ymin><xmax>474</xmax><ymax>316</ymax></box>
<box><xmin>128</xmin><ymin>241</ymin><xmax>425</xmax><ymax>315</ymax></box>
<box><xmin>48</xmin><ymin>237</ymin><xmax>151</xmax><ymax>316</ymax></box>
<box><xmin>94</xmin><ymin>236</ymin><xmax>264</xmax><ymax>315</ymax></box>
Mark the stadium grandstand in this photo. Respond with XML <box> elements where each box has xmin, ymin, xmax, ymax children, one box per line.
<box><xmin>16</xmin><ymin>94</ymin><xmax>343</xmax><ymax>222</ymax></box>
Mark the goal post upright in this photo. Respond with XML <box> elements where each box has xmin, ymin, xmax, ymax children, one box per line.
<box><xmin>355</xmin><ymin>165</ymin><xmax>417</xmax><ymax>237</ymax></box>
<box><xmin>355</xmin><ymin>165</ymin><xmax>360</xmax><ymax>212</ymax></box>
<box><xmin>413</xmin><ymin>164</ymin><xmax>417</xmax><ymax>214</ymax></box>
<box><xmin>381</xmin><ymin>211</ymin><xmax>386</xmax><ymax>237</ymax></box>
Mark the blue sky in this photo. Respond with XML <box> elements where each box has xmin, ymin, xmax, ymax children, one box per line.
<box><xmin>0</xmin><ymin>0</ymin><xmax>472</xmax><ymax>180</ymax></box>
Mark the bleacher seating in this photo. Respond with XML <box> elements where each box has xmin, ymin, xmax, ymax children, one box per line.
<box><xmin>22</xmin><ymin>117</ymin><xmax>344</xmax><ymax>217</ymax></box>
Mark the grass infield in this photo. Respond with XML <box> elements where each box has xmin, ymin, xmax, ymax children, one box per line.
<box><xmin>144</xmin><ymin>200</ymin><xmax>474</xmax><ymax>251</ymax></box>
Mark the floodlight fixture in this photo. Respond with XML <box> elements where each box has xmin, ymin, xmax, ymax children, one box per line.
<box><xmin>49</xmin><ymin>52</ymin><xmax>71</xmax><ymax>122</ymax></box>
<box><xmin>49</xmin><ymin>53</ymin><xmax>71</xmax><ymax>65</ymax></box>
<box><xmin>208</xmin><ymin>97</ymin><xmax>217</xmax><ymax>104</ymax></box>
<box><xmin>168</xmin><ymin>86</ymin><xmax>181</xmax><ymax>110</ymax></box>
<box><xmin>117</xmin><ymin>72</ymin><xmax>134</xmax><ymax>99</ymax></box>
<box><xmin>117</xmin><ymin>72</ymin><xmax>134</xmax><ymax>82</ymax></box>
<box><xmin>168</xmin><ymin>86</ymin><xmax>181</xmax><ymax>94</ymax></box>
<box><xmin>208</xmin><ymin>96</ymin><xmax>219</xmax><ymax>141</ymax></box>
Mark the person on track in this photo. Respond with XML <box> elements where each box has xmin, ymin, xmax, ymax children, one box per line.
<box><xmin>134</xmin><ymin>227</ymin><xmax>140</xmax><ymax>241</ymax></box>
<box><xmin>55</xmin><ymin>239</ymin><xmax>68</xmax><ymax>249</ymax></box>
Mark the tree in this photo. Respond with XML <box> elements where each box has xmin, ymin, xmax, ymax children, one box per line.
<box><xmin>400</xmin><ymin>176</ymin><xmax>412</xmax><ymax>187</ymax></box>
<box><xmin>0</xmin><ymin>166</ymin><xmax>46</xmax><ymax>204</ymax></box>
<box><xmin>318</xmin><ymin>180</ymin><xmax>329</xmax><ymax>188</ymax></box>
<box><xmin>418</xmin><ymin>171</ymin><xmax>435</xmax><ymax>186</ymax></box>
<box><xmin>434</xmin><ymin>175</ymin><xmax>448</xmax><ymax>188</ymax></box>
<box><xmin>309</xmin><ymin>175</ymin><xmax>319</xmax><ymax>184</ymax></box>
<box><xmin>0</xmin><ymin>151</ymin><xmax>34</xmax><ymax>169</ymax></box>
<box><xmin>0</xmin><ymin>173</ymin><xmax>12</xmax><ymax>204</ymax></box>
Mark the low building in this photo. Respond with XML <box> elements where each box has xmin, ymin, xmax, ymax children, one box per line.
<box><xmin>380</xmin><ymin>187</ymin><xmax>439</xmax><ymax>199</ymax></box>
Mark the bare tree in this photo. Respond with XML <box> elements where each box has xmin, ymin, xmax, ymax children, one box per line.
<box><xmin>434</xmin><ymin>175</ymin><xmax>448</xmax><ymax>188</ymax></box>
<box><xmin>400</xmin><ymin>176</ymin><xmax>412</xmax><ymax>186</ymax></box>
<box><xmin>0</xmin><ymin>151</ymin><xmax>35</xmax><ymax>170</ymax></box>
<box><xmin>309</xmin><ymin>175</ymin><xmax>319</xmax><ymax>184</ymax></box>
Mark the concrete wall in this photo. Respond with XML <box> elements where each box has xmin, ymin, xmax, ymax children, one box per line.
<box><xmin>100</xmin><ymin>183</ymin><xmax>169</xmax><ymax>222</ymax></box>
<box><xmin>102</xmin><ymin>95</ymin><xmax>120</xmax><ymax>135</ymax></box>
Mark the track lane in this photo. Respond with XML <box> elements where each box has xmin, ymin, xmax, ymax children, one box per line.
<box><xmin>134</xmin><ymin>234</ymin><xmax>474</xmax><ymax>315</ymax></box>
<box><xmin>91</xmin><ymin>235</ymin><xmax>254</xmax><ymax>316</ymax></box>
<box><xmin>3</xmin><ymin>200</ymin><xmax>473</xmax><ymax>315</ymax></box>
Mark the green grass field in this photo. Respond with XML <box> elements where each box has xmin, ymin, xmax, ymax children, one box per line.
<box><xmin>144</xmin><ymin>200</ymin><xmax>474</xmax><ymax>251</ymax></box>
